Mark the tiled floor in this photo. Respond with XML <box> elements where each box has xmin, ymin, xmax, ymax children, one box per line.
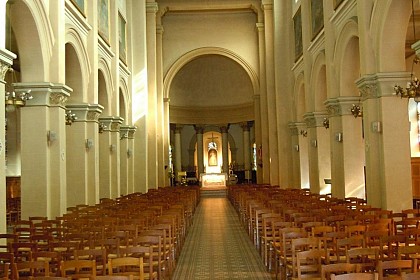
<box><xmin>172</xmin><ymin>196</ymin><xmax>272</xmax><ymax>279</ymax></box>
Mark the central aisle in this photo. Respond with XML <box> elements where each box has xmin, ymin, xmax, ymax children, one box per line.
<box><xmin>172</xmin><ymin>196</ymin><xmax>272</xmax><ymax>279</ymax></box>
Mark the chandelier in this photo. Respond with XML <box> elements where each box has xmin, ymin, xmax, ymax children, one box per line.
<box><xmin>5</xmin><ymin>68</ymin><xmax>32</xmax><ymax>112</ymax></box>
<box><xmin>394</xmin><ymin>0</ymin><xmax>420</xmax><ymax>101</ymax></box>
<box><xmin>323</xmin><ymin>118</ymin><xmax>329</xmax><ymax>129</ymax></box>
<box><xmin>351</xmin><ymin>103</ymin><xmax>363</xmax><ymax>118</ymax></box>
<box><xmin>65</xmin><ymin>110</ymin><xmax>77</xmax><ymax>125</ymax></box>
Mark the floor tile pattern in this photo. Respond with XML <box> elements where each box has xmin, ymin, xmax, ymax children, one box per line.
<box><xmin>172</xmin><ymin>197</ymin><xmax>272</xmax><ymax>279</ymax></box>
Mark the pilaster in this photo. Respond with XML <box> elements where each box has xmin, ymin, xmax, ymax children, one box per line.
<box><xmin>288</xmin><ymin>122</ymin><xmax>301</xmax><ymax>189</ymax></box>
<box><xmin>18</xmin><ymin>82</ymin><xmax>71</xmax><ymax>219</ymax></box>
<box><xmin>194</xmin><ymin>125</ymin><xmax>205</xmax><ymax>181</ymax></box>
<box><xmin>0</xmin><ymin>48</ymin><xmax>16</xmax><ymax>234</ymax></box>
<box><xmin>65</xmin><ymin>103</ymin><xmax>103</xmax><ymax>206</ymax></box>
<box><xmin>220</xmin><ymin>125</ymin><xmax>230</xmax><ymax>174</ymax></box>
<box><xmin>356</xmin><ymin>73</ymin><xmax>413</xmax><ymax>212</ymax></box>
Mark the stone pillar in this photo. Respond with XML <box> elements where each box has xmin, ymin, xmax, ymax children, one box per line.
<box><xmin>253</xmin><ymin>95</ymin><xmax>263</xmax><ymax>183</ymax></box>
<box><xmin>65</xmin><ymin>104</ymin><xmax>103</xmax><ymax>206</ymax></box>
<box><xmin>173</xmin><ymin>125</ymin><xmax>182</xmax><ymax>179</ymax></box>
<box><xmin>221</xmin><ymin>125</ymin><xmax>230</xmax><ymax>174</ymax></box>
<box><xmin>325</xmin><ymin>97</ymin><xmax>365</xmax><ymax>200</ymax></box>
<box><xmin>146</xmin><ymin>2</ymin><xmax>158</xmax><ymax>190</ymax></box>
<box><xmin>256</xmin><ymin>22</ymin><xmax>270</xmax><ymax>184</ymax></box>
<box><xmin>195</xmin><ymin>125</ymin><xmax>205</xmax><ymax>179</ymax></box>
<box><xmin>18</xmin><ymin>83</ymin><xmax>71</xmax><ymax>219</ymax></box>
<box><xmin>120</xmin><ymin>125</ymin><xmax>130</xmax><ymax>196</ymax></box>
<box><xmin>304</xmin><ymin>112</ymin><xmax>331</xmax><ymax>195</ymax></box>
<box><xmin>295</xmin><ymin>122</ymin><xmax>310</xmax><ymax>189</ymax></box>
<box><xmin>163</xmin><ymin>98</ymin><xmax>170</xmax><ymax>187</ymax></box>
<box><xmin>288</xmin><ymin>122</ymin><xmax>302</xmax><ymax>189</ymax></box>
<box><xmin>262</xmin><ymin>0</ymin><xmax>279</xmax><ymax>185</ymax></box>
<box><xmin>356</xmin><ymin>73</ymin><xmax>412</xmax><ymax>212</ymax></box>
<box><xmin>241</xmin><ymin>122</ymin><xmax>251</xmax><ymax>181</ymax></box>
<box><xmin>0</xmin><ymin>49</ymin><xmax>16</xmax><ymax>233</ymax></box>
<box><xmin>98</xmin><ymin>116</ymin><xmax>123</xmax><ymax>199</ymax></box>
<box><xmin>156</xmin><ymin>14</ymin><xmax>165</xmax><ymax>189</ymax></box>
<box><xmin>127</xmin><ymin>126</ymin><xmax>136</xmax><ymax>194</ymax></box>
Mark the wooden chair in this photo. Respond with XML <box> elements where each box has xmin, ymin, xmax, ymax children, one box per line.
<box><xmin>0</xmin><ymin>263</ymin><xmax>9</xmax><ymax>280</ymax></box>
<box><xmin>133</xmin><ymin>235</ymin><xmax>165</xmax><ymax>280</ymax></box>
<box><xmin>73</xmin><ymin>248</ymin><xmax>107</xmax><ymax>276</ymax></box>
<box><xmin>14</xmin><ymin>260</ymin><xmax>50</xmax><ymax>280</ymax></box>
<box><xmin>118</xmin><ymin>246</ymin><xmax>156</xmax><ymax>280</ymax></box>
<box><xmin>0</xmin><ymin>233</ymin><xmax>18</xmax><ymax>252</ymax></box>
<box><xmin>377</xmin><ymin>259</ymin><xmax>417</xmax><ymax>280</ymax></box>
<box><xmin>287</xmin><ymin>237</ymin><xmax>321</xmax><ymax>278</ymax></box>
<box><xmin>59</xmin><ymin>260</ymin><xmax>96</xmax><ymax>280</ymax></box>
<box><xmin>30</xmin><ymin>251</ymin><xmax>62</xmax><ymax>277</ymax></box>
<box><xmin>107</xmin><ymin>257</ymin><xmax>144</xmax><ymax>280</ymax></box>
<box><xmin>296</xmin><ymin>249</ymin><xmax>325</xmax><ymax>279</ymax></box>
<box><xmin>321</xmin><ymin>263</ymin><xmax>360</xmax><ymax>280</ymax></box>
<box><xmin>96</xmin><ymin>276</ymin><xmax>134</xmax><ymax>280</ymax></box>
<box><xmin>346</xmin><ymin>247</ymin><xmax>379</xmax><ymax>273</ymax></box>
<box><xmin>330</xmin><ymin>272</ymin><xmax>378</xmax><ymax>280</ymax></box>
<box><xmin>402</xmin><ymin>272</ymin><xmax>420</xmax><ymax>280</ymax></box>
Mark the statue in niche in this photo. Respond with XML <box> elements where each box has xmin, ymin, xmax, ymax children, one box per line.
<box><xmin>208</xmin><ymin>149</ymin><xmax>218</xmax><ymax>166</ymax></box>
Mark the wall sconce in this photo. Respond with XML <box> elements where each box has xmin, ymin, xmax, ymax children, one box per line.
<box><xmin>5</xmin><ymin>68</ymin><xmax>33</xmax><ymax>112</ymax></box>
<box><xmin>65</xmin><ymin>110</ymin><xmax>77</xmax><ymax>125</ymax></box>
<box><xmin>323</xmin><ymin>118</ymin><xmax>329</xmax><ymax>129</ymax></box>
<box><xmin>110</xmin><ymin>144</ymin><xmax>116</xmax><ymax>152</ymax></box>
<box><xmin>351</xmin><ymin>103</ymin><xmax>363</xmax><ymax>118</ymax></box>
<box><xmin>300</xmin><ymin>130</ymin><xmax>307</xmax><ymax>137</ymax></box>
<box><xmin>294</xmin><ymin>145</ymin><xmax>299</xmax><ymax>152</ymax></box>
<box><xmin>335</xmin><ymin>132</ymin><xmax>343</xmax><ymax>142</ymax></box>
<box><xmin>120</xmin><ymin>133</ymin><xmax>128</xmax><ymax>140</ymax></box>
<box><xmin>47</xmin><ymin>130</ymin><xmax>57</xmax><ymax>144</ymax></box>
<box><xmin>371</xmin><ymin>121</ymin><xmax>382</xmax><ymax>133</ymax></box>
<box><xmin>99</xmin><ymin>122</ymin><xmax>107</xmax><ymax>133</ymax></box>
<box><xmin>127</xmin><ymin>148</ymin><xmax>133</xmax><ymax>158</ymax></box>
<box><xmin>311</xmin><ymin>139</ymin><xmax>317</xmax><ymax>148</ymax></box>
<box><xmin>85</xmin><ymin>139</ymin><xmax>94</xmax><ymax>150</ymax></box>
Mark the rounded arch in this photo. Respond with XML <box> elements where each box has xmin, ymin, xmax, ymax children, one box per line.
<box><xmin>163</xmin><ymin>47</ymin><xmax>260</xmax><ymax>99</ymax></box>
<box><xmin>98</xmin><ymin>58</ymin><xmax>113</xmax><ymax>116</ymax></box>
<box><xmin>65</xmin><ymin>43</ymin><xmax>83</xmax><ymax>103</ymax></box>
<box><xmin>372</xmin><ymin>0</ymin><xmax>411</xmax><ymax>72</ymax></box>
<box><xmin>65</xmin><ymin>28</ymin><xmax>91</xmax><ymax>102</ymax></box>
<box><xmin>333</xmin><ymin>18</ymin><xmax>359</xmax><ymax>97</ymax></box>
<box><xmin>10</xmin><ymin>0</ymin><xmax>51</xmax><ymax>81</ymax></box>
<box><xmin>294</xmin><ymin>72</ymin><xmax>306</xmax><ymax>121</ymax></box>
<box><xmin>309</xmin><ymin>51</ymin><xmax>327</xmax><ymax>111</ymax></box>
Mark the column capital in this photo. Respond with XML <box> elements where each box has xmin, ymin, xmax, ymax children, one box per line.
<box><xmin>288</xmin><ymin>122</ymin><xmax>306</xmax><ymax>136</ymax></box>
<box><xmin>324</xmin><ymin>96</ymin><xmax>362</xmax><ymax>117</ymax></box>
<box><xmin>261</xmin><ymin>0</ymin><xmax>273</xmax><ymax>11</ymax></box>
<box><xmin>146</xmin><ymin>2</ymin><xmax>159</xmax><ymax>13</ymax></box>
<box><xmin>120</xmin><ymin>125</ymin><xmax>130</xmax><ymax>140</ymax></box>
<box><xmin>356</xmin><ymin>72</ymin><xmax>412</xmax><ymax>100</ymax></box>
<box><xmin>256</xmin><ymin>22</ymin><xmax>264</xmax><ymax>32</ymax></box>
<box><xmin>240</xmin><ymin>122</ymin><xmax>251</xmax><ymax>131</ymax></box>
<box><xmin>98</xmin><ymin>116</ymin><xmax>124</xmax><ymax>133</ymax></box>
<box><xmin>66</xmin><ymin>103</ymin><xmax>104</xmax><ymax>122</ymax></box>
<box><xmin>194</xmin><ymin>125</ymin><xmax>205</xmax><ymax>134</ymax></box>
<box><xmin>0</xmin><ymin>49</ymin><xmax>17</xmax><ymax>81</ymax></box>
<box><xmin>128</xmin><ymin>126</ymin><xmax>137</xmax><ymax>139</ymax></box>
<box><xmin>15</xmin><ymin>82</ymin><xmax>72</xmax><ymax>108</ymax></box>
<box><xmin>303</xmin><ymin>111</ymin><xmax>329</xmax><ymax>128</ymax></box>
<box><xmin>219</xmin><ymin>124</ymin><xmax>230</xmax><ymax>133</ymax></box>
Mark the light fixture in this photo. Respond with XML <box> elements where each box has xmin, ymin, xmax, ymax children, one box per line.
<box><xmin>300</xmin><ymin>130</ymin><xmax>307</xmax><ymax>137</ymax></box>
<box><xmin>120</xmin><ymin>132</ymin><xmax>128</xmax><ymax>140</ymax></box>
<box><xmin>65</xmin><ymin>110</ymin><xmax>77</xmax><ymax>125</ymax></box>
<box><xmin>98</xmin><ymin>122</ymin><xmax>107</xmax><ymax>133</ymax></box>
<box><xmin>4</xmin><ymin>68</ymin><xmax>33</xmax><ymax>112</ymax></box>
<box><xmin>323</xmin><ymin>118</ymin><xmax>329</xmax><ymax>129</ymax></box>
<box><xmin>351</xmin><ymin>103</ymin><xmax>363</xmax><ymax>118</ymax></box>
<box><xmin>394</xmin><ymin>0</ymin><xmax>420</xmax><ymax>101</ymax></box>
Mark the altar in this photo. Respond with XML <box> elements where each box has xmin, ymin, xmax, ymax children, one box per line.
<box><xmin>200</xmin><ymin>173</ymin><xmax>227</xmax><ymax>188</ymax></box>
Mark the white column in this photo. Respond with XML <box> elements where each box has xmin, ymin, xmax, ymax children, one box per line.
<box><xmin>163</xmin><ymin>98</ymin><xmax>170</xmax><ymax>187</ymax></box>
<box><xmin>262</xmin><ymin>0</ymin><xmax>279</xmax><ymax>185</ymax></box>
<box><xmin>66</xmin><ymin>104</ymin><xmax>102</xmax><ymax>206</ymax></box>
<box><xmin>146</xmin><ymin>2</ymin><xmax>158</xmax><ymax>190</ymax></box>
<box><xmin>241</xmin><ymin>122</ymin><xmax>251</xmax><ymax>181</ymax></box>
<box><xmin>18</xmin><ymin>83</ymin><xmax>71</xmax><ymax>219</ymax></box>
<box><xmin>195</xmin><ymin>126</ymin><xmax>205</xmax><ymax>178</ymax></box>
<box><xmin>120</xmin><ymin>125</ymin><xmax>130</xmax><ymax>196</ymax></box>
<box><xmin>127</xmin><ymin>126</ymin><xmax>136</xmax><ymax>194</ymax></box>
<box><xmin>174</xmin><ymin>125</ymin><xmax>182</xmax><ymax>178</ymax></box>
<box><xmin>221</xmin><ymin>125</ymin><xmax>229</xmax><ymax>174</ymax></box>
<box><xmin>0</xmin><ymin>48</ymin><xmax>16</xmax><ymax>234</ymax></box>
<box><xmin>256</xmin><ymin>22</ymin><xmax>270</xmax><ymax>184</ymax></box>
<box><xmin>156</xmin><ymin>15</ymin><xmax>165</xmax><ymax>188</ymax></box>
